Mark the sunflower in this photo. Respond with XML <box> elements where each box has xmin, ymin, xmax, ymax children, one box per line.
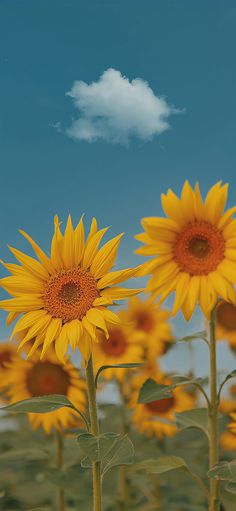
<box><xmin>220</xmin><ymin>384</ymin><xmax>236</xmax><ymax>415</ymax></box>
<box><xmin>130</xmin><ymin>373</ymin><xmax>194</xmax><ymax>438</ymax></box>
<box><xmin>92</xmin><ymin>311</ymin><xmax>144</xmax><ymax>382</ymax></box>
<box><xmin>127</xmin><ymin>296</ymin><xmax>173</xmax><ymax>359</ymax></box>
<box><xmin>220</xmin><ymin>413</ymin><xmax>236</xmax><ymax>451</ymax></box>
<box><xmin>0</xmin><ymin>216</ymin><xmax>142</xmax><ymax>362</ymax></box>
<box><xmin>2</xmin><ymin>350</ymin><xmax>87</xmax><ymax>434</ymax></box>
<box><xmin>216</xmin><ymin>301</ymin><xmax>236</xmax><ymax>351</ymax></box>
<box><xmin>136</xmin><ymin>181</ymin><xmax>236</xmax><ymax>319</ymax></box>
<box><xmin>0</xmin><ymin>342</ymin><xmax>17</xmax><ymax>372</ymax></box>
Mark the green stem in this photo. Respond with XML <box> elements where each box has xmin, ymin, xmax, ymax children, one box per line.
<box><xmin>86</xmin><ymin>355</ymin><xmax>102</xmax><ymax>511</ymax></box>
<box><xmin>56</xmin><ymin>429</ymin><xmax>65</xmax><ymax>511</ymax></box>
<box><xmin>209</xmin><ymin>310</ymin><xmax>220</xmax><ymax>511</ymax></box>
<box><xmin>118</xmin><ymin>383</ymin><xmax>129</xmax><ymax>511</ymax></box>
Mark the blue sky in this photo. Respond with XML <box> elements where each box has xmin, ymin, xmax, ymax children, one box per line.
<box><xmin>0</xmin><ymin>0</ymin><xmax>236</xmax><ymax>373</ymax></box>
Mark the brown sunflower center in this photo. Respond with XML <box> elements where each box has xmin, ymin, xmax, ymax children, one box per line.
<box><xmin>43</xmin><ymin>268</ymin><xmax>99</xmax><ymax>322</ymax></box>
<box><xmin>26</xmin><ymin>362</ymin><xmax>70</xmax><ymax>396</ymax></box>
<box><xmin>146</xmin><ymin>397</ymin><xmax>175</xmax><ymax>414</ymax></box>
<box><xmin>174</xmin><ymin>221</ymin><xmax>225</xmax><ymax>275</ymax></box>
<box><xmin>0</xmin><ymin>350</ymin><xmax>12</xmax><ymax>369</ymax></box>
<box><xmin>134</xmin><ymin>311</ymin><xmax>154</xmax><ymax>332</ymax></box>
<box><xmin>101</xmin><ymin>328</ymin><xmax>128</xmax><ymax>357</ymax></box>
<box><xmin>217</xmin><ymin>302</ymin><xmax>236</xmax><ymax>331</ymax></box>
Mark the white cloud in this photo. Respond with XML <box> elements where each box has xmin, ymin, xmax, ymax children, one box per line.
<box><xmin>65</xmin><ymin>68</ymin><xmax>179</xmax><ymax>145</ymax></box>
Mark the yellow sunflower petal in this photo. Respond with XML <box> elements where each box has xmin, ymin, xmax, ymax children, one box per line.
<box><xmin>0</xmin><ymin>275</ymin><xmax>44</xmax><ymax>295</ymax></box>
<box><xmin>82</xmin><ymin>227</ymin><xmax>109</xmax><ymax>270</ymax></box>
<box><xmin>0</xmin><ymin>295</ymin><xmax>43</xmax><ymax>312</ymax></box>
<box><xmin>67</xmin><ymin>320</ymin><xmax>82</xmax><ymax>350</ymax></box>
<box><xmin>55</xmin><ymin>324</ymin><xmax>69</xmax><ymax>362</ymax></box>
<box><xmin>19</xmin><ymin>229</ymin><xmax>55</xmax><ymax>275</ymax></box>
<box><xmin>86</xmin><ymin>308</ymin><xmax>109</xmax><ymax>337</ymax></box>
<box><xmin>8</xmin><ymin>246</ymin><xmax>48</xmax><ymax>281</ymax></box>
<box><xmin>172</xmin><ymin>273</ymin><xmax>190</xmax><ymax>316</ymax></box>
<box><xmin>10</xmin><ymin>310</ymin><xmax>48</xmax><ymax>339</ymax></box>
<box><xmin>205</xmin><ymin>182</ymin><xmax>228</xmax><ymax>224</ymax></box>
<box><xmin>40</xmin><ymin>318</ymin><xmax>62</xmax><ymax>358</ymax></box>
<box><xmin>51</xmin><ymin>215</ymin><xmax>64</xmax><ymax>269</ymax></box>
<box><xmin>6</xmin><ymin>311</ymin><xmax>19</xmax><ymax>326</ymax></box>
<box><xmin>101</xmin><ymin>287</ymin><xmax>143</xmax><ymax>299</ymax></box>
<box><xmin>62</xmin><ymin>215</ymin><xmax>75</xmax><ymax>268</ymax></box>
<box><xmin>97</xmin><ymin>266</ymin><xmax>139</xmax><ymax>289</ymax></box>
<box><xmin>74</xmin><ymin>215</ymin><xmax>85</xmax><ymax>266</ymax></box>
<box><xmin>90</xmin><ymin>233</ymin><xmax>124</xmax><ymax>279</ymax></box>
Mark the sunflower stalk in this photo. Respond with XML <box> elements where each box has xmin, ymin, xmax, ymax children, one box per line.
<box><xmin>208</xmin><ymin>309</ymin><xmax>220</xmax><ymax>511</ymax></box>
<box><xmin>118</xmin><ymin>381</ymin><xmax>130</xmax><ymax>511</ymax></box>
<box><xmin>56</xmin><ymin>429</ymin><xmax>65</xmax><ymax>511</ymax></box>
<box><xmin>86</xmin><ymin>354</ymin><xmax>103</xmax><ymax>511</ymax></box>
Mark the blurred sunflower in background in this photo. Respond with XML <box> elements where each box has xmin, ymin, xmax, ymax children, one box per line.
<box><xmin>216</xmin><ymin>300</ymin><xmax>236</xmax><ymax>353</ymax></box>
<box><xmin>0</xmin><ymin>215</ymin><xmax>141</xmax><ymax>362</ymax></box>
<box><xmin>1</xmin><ymin>350</ymin><xmax>86</xmax><ymax>434</ymax></box>
<box><xmin>0</xmin><ymin>342</ymin><xmax>17</xmax><ymax>373</ymax></box>
<box><xmin>93</xmin><ymin>311</ymin><xmax>144</xmax><ymax>381</ymax></box>
<box><xmin>136</xmin><ymin>181</ymin><xmax>236</xmax><ymax>319</ymax></box>
<box><xmin>220</xmin><ymin>413</ymin><xmax>236</xmax><ymax>451</ymax></box>
<box><xmin>220</xmin><ymin>384</ymin><xmax>236</xmax><ymax>414</ymax></box>
<box><xmin>130</xmin><ymin>373</ymin><xmax>194</xmax><ymax>439</ymax></box>
<box><xmin>127</xmin><ymin>296</ymin><xmax>173</xmax><ymax>359</ymax></box>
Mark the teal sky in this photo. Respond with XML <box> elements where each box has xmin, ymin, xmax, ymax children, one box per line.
<box><xmin>0</xmin><ymin>1</ymin><xmax>236</xmax><ymax>373</ymax></box>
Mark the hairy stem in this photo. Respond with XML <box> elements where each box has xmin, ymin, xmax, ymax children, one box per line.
<box><xmin>86</xmin><ymin>355</ymin><xmax>103</xmax><ymax>511</ymax></box>
<box><xmin>56</xmin><ymin>429</ymin><xmax>65</xmax><ymax>511</ymax></box>
<box><xmin>208</xmin><ymin>309</ymin><xmax>220</xmax><ymax>511</ymax></box>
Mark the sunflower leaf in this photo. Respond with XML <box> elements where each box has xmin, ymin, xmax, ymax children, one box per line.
<box><xmin>2</xmin><ymin>394</ymin><xmax>90</xmax><ymax>429</ymax></box>
<box><xmin>226</xmin><ymin>482</ymin><xmax>236</xmax><ymax>495</ymax></box>
<box><xmin>175</xmin><ymin>408</ymin><xmax>209</xmax><ymax>437</ymax></box>
<box><xmin>138</xmin><ymin>376</ymin><xmax>207</xmax><ymax>405</ymax></box>
<box><xmin>138</xmin><ymin>379</ymin><xmax>173</xmax><ymax>404</ymax></box>
<box><xmin>176</xmin><ymin>330</ymin><xmax>208</xmax><ymax>345</ymax></box>
<box><xmin>95</xmin><ymin>363</ymin><xmax>143</xmax><ymax>388</ymax></box>
<box><xmin>0</xmin><ymin>448</ymin><xmax>49</xmax><ymax>462</ymax></box>
<box><xmin>77</xmin><ymin>432</ymin><xmax>134</xmax><ymax>476</ymax></box>
<box><xmin>132</xmin><ymin>456</ymin><xmax>189</xmax><ymax>474</ymax></box>
<box><xmin>207</xmin><ymin>460</ymin><xmax>236</xmax><ymax>482</ymax></box>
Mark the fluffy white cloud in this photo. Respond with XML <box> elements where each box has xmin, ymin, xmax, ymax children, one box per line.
<box><xmin>65</xmin><ymin>68</ymin><xmax>178</xmax><ymax>144</ymax></box>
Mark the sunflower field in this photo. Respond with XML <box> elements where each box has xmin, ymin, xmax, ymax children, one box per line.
<box><xmin>0</xmin><ymin>181</ymin><xmax>235</xmax><ymax>511</ymax></box>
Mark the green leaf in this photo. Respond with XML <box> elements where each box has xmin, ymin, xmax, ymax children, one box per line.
<box><xmin>175</xmin><ymin>408</ymin><xmax>209</xmax><ymax>436</ymax></box>
<box><xmin>77</xmin><ymin>432</ymin><xmax>134</xmax><ymax>475</ymax></box>
<box><xmin>226</xmin><ymin>482</ymin><xmax>236</xmax><ymax>495</ymax></box>
<box><xmin>138</xmin><ymin>378</ymin><xmax>173</xmax><ymax>404</ymax></box>
<box><xmin>0</xmin><ymin>448</ymin><xmax>49</xmax><ymax>462</ymax></box>
<box><xmin>27</xmin><ymin>509</ymin><xmax>47</xmax><ymax>511</ymax></box>
<box><xmin>95</xmin><ymin>363</ymin><xmax>143</xmax><ymax>387</ymax></box>
<box><xmin>2</xmin><ymin>394</ymin><xmax>76</xmax><ymax>413</ymax></box>
<box><xmin>176</xmin><ymin>330</ymin><xmax>208</xmax><ymax>344</ymax></box>
<box><xmin>2</xmin><ymin>394</ymin><xmax>89</xmax><ymax>429</ymax></box>
<box><xmin>208</xmin><ymin>460</ymin><xmax>236</xmax><ymax>482</ymax></box>
<box><xmin>138</xmin><ymin>376</ymin><xmax>206</xmax><ymax>404</ymax></box>
<box><xmin>132</xmin><ymin>456</ymin><xmax>188</xmax><ymax>474</ymax></box>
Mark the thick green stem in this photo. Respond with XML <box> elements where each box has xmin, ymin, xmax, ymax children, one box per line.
<box><xmin>118</xmin><ymin>383</ymin><xmax>129</xmax><ymax>511</ymax></box>
<box><xmin>56</xmin><ymin>429</ymin><xmax>65</xmax><ymax>511</ymax></box>
<box><xmin>86</xmin><ymin>355</ymin><xmax>102</xmax><ymax>511</ymax></box>
<box><xmin>209</xmin><ymin>310</ymin><xmax>220</xmax><ymax>511</ymax></box>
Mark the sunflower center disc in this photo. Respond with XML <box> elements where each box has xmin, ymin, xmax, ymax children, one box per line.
<box><xmin>188</xmin><ymin>236</ymin><xmax>210</xmax><ymax>259</ymax></box>
<box><xmin>134</xmin><ymin>311</ymin><xmax>154</xmax><ymax>332</ymax></box>
<box><xmin>101</xmin><ymin>328</ymin><xmax>127</xmax><ymax>356</ymax></box>
<box><xmin>43</xmin><ymin>268</ymin><xmax>99</xmax><ymax>322</ymax></box>
<box><xmin>0</xmin><ymin>350</ymin><xmax>12</xmax><ymax>368</ymax></box>
<box><xmin>146</xmin><ymin>397</ymin><xmax>175</xmax><ymax>414</ymax></box>
<box><xmin>174</xmin><ymin>221</ymin><xmax>225</xmax><ymax>275</ymax></box>
<box><xmin>26</xmin><ymin>362</ymin><xmax>70</xmax><ymax>396</ymax></box>
<box><xmin>217</xmin><ymin>302</ymin><xmax>236</xmax><ymax>331</ymax></box>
